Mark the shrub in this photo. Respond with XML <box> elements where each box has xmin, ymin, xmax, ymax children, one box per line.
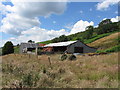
<box><xmin>68</xmin><ymin>54</ymin><xmax>76</xmax><ymax>60</ymax></box>
<box><xmin>2</xmin><ymin>41</ymin><xmax>14</xmax><ymax>55</ymax></box>
<box><xmin>60</xmin><ymin>54</ymin><xmax>67</xmax><ymax>61</ymax></box>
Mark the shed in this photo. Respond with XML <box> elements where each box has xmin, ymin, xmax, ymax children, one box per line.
<box><xmin>43</xmin><ymin>40</ymin><xmax>97</xmax><ymax>53</ymax></box>
<box><xmin>19</xmin><ymin>42</ymin><xmax>39</xmax><ymax>54</ymax></box>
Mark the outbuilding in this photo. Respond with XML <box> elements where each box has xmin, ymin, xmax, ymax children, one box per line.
<box><xmin>19</xmin><ymin>42</ymin><xmax>43</xmax><ymax>54</ymax></box>
<box><xmin>43</xmin><ymin>40</ymin><xmax>97</xmax><ymax>54</ymax></box>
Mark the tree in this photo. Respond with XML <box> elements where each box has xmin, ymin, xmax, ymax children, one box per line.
<box><xmin>28</xmin><ymin>40</ymin><xmax>35</xmax><ymax>43</ymax></box>
<box><xmin>59</xmin><ymin>35</ymin><xmax>68</xmax><ymax>42</ymax></box>
<box><xmin>76</xmin><ymin>37</ymin><xmax>84</xmax><ymax>42</ymax></box>
<box><xmin>97</xmin><ymin>19</ymin><xmax>114</xmax><ymax>35</ymax></box>
<box><xmin>52</xmin><ymin>37</ymin><xmax>59</xmax><ymax>43</ymax></box>
<box><xmin>52</xmin><ymin>35</ymin><xmax>68</xmax><ymax>43</ymax></box>
<box><xmin>99</xmin><ymin>19</ymin><xmax>112</xmax><ymax>26</ymax></box>
<box><xmin>2</xmin><ymin>41</ymin><xmax>14</xmax><ymax>55</ymax></box>
<box><xmin>83</xmin><ymin>25</ymin><xmax>94</xmax><ymax>39</ymax></box>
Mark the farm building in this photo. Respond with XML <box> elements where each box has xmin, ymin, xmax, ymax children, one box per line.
<box><xmin>19</xmin><ymin>42</ymin><xmax>45</xmax><ymax>54</ymax></box>
<box><xmin>43</xmin><ymin>40</ymin><xmax>97</xmax><ymax>54</ymax></box>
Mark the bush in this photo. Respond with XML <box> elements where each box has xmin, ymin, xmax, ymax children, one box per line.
<box><xmin>60</xmin><ymin>54</ymin><xmax>67</xmax><ymax>61</ymax></box>
<box><xmin>68</xmin><ymin>55</ymin><xmax>76</xmax><ymax>60</ymax></box>
<box><xmin>2</xmin><ymin>41</ymin><xmax>14</xmax><ymax>55</ymax></box>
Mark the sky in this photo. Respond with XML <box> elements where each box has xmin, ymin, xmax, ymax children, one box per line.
<box><xmin>0</xmin><ymin>0</ymin><xmax>119</xmax><ymax>47</ymax></box>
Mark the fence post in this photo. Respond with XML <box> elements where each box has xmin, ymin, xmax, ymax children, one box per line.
<box><xmin>48</xmin><ymin>56</ymin><xmax>52</xmax><ymax>69</ymax></box>
<box><xmin>35</xmin><ymin>47</ymin><xmax>38</xmax><ymax>55</ymax></box>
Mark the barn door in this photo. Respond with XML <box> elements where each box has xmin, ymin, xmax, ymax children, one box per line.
<box><xmin>74</xmin><ymin>47</ymin><xmax>83</xmax><ymax>53</ymax></box>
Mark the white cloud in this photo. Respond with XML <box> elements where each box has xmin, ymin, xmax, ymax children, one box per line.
<box><xmin>111</xmin><ymin>16</ymin><xmax>119</xmax><ymax>22</ymax></box>
<box><xmin>103</xmin><ymin>18</ymin><xmax>107</xmax><ymax>20</ymax></box>
<box><xmin>79</xmin><ymin>10</ymin><xmax>83</xmax><ymax>14</ymax></box>
<box><xmin>1</xmin><ymin>13</ymin><xmax>40</xmax><ymax>35</ymax></box>
<box><xmin>0</xmin><ymin>1</ymin><xmax>8</xmax><ymax>15</ymax></box>
<box><xmin>69</xmin><ymin>20</ymin><xmax>94</xmax><ymax>34</ymax></box>
<box><xmin>4</xmin><ymin>27</ymin><xmax>68</xmax><ymax>46</ymax></box>
<box><xmin>97</xmin><ymin>0</ymin><xmax>119</xmax><ymax>10</ymax></box>
<box><xmin>64</xmin><ymin>23</ymin><xmax>74</xmax><ymax>30</ymax></box>
<box><xmin>53</xmin><ymin>21</ymin><xmax>56</xmax><ymax>24</ymax></box>
<box><xmin>90</xmin><ymin>8</ymin><xmax>92</xmax><ymax>11</ymax></box>
<box><xmin>98</xmin><ymin>16</ymin><xmax>101</xmax><ymax>18</ymax></box>
<box><xmin>9</xmin><ymin>1</ymin><xmax>67</xmax><ymax>18</ymax></box>
<box><xmin>1</xmin><ymin>1</ymin><xmax>67</xmax><ymax>35</ymax></box>
<box><xmin>115</xmin><ymin>11</ymin><xmax>118</xmax><ymax>14</ymax></box>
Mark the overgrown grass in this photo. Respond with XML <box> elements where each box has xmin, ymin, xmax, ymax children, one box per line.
<box><xmin>2</xmin><ymin>53</ymin><xmax>118</xmax><ymax>88</ymax></box>
<box><xmin>22</xmin><ymin>72</ymin><xmax>40</xmax><ymax>87</ymax></box>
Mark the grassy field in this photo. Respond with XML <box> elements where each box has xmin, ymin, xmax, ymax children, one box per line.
<box><xmin>2</xmin><ymin>52</ymin><xmax>119</xmax><ymax>88</ymax></box>
<box><xmin>84</xmin><ymin>31</ymin><xmax>118</xmax><ymax>44</ymax></box>
<box><xmin>88</xmin><ymin>32</ymin><xmax>119</xmax><ymax>50</ymax></box>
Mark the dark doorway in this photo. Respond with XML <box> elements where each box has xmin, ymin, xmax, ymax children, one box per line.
<box><xmin>27</xmin><ymin>48</ymin><xmax>35</xmax><ymax>51</ymax></box>
<box><xmin>74</xmin><ymin>47</ymin><xmax>83</xmax><ymax>53</ymax></box>
<box><xmin>53</xmin><ymin>46</ymin><xmax>67</xmax><ymax>52</ymax></box>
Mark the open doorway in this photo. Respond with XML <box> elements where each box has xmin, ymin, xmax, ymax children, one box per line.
<box><xmin>74</xmin><ymin>47</ymin><xmax>83</xmax><ymax>53</ymax></box>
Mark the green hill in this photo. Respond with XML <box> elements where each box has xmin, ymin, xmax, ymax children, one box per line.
<box><xmin>40</xmin><ymin>20</ymin><xmax>119</xmax><ymax>44</ymax></box>
<box><xmin>88</xmin><ymin>32</ymin><xmax>120</xmax><ymax>53</ymax></box>
<box><xmin>39</xmin><ymin>20</ymin><xmax>120</xmax><ymax>53</ymax></box>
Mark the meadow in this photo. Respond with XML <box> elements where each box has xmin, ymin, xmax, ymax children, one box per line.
<box><xmin>1</xmin><ymin>52</ymin><xmax>119</xmax><ymax>88</ymax></box>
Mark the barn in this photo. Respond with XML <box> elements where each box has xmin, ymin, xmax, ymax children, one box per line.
<box><xmin>19</xmin><ymin>42</ymin><xmax>45</xmax><ymax>54</ymax></box>
<box><xmin>43</xmin><ymin>40</ymin><xmax>97</xmax><ymax>54</ymax></box>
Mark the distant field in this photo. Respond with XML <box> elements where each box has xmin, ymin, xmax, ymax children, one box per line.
<box><xmin>2</xmin><ymin>52</ymin><xmax>119</xmax><ymax>88</ymax></box>
<box><xmin>88</xmin><ymin>32</ymin><xmax>119</xmax><ymax>50</ymax></box>
<box><xmin>84</xmin><ymin>31</ymin><xmax>118</xmax><ymax>44</ymax></box>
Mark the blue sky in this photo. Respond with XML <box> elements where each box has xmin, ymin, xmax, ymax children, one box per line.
<box><xmin>40</xmin><ymin>2</ymin><xmax>118</xmax><ymax>30</ymax></box>
<box><xmin>0</xmin><ymin>0</ymin><xmax>119</xmax><ymax>47</ymax></box>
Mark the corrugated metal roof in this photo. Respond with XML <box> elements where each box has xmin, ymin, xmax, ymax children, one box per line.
<box><xmin>44</xmin><ymin>41</ymin><xmax>77</xmax><ymax>47</ymax></box>
<box><xmin>21</xmin><ymin>43</ymin><xmax>39</xmax><ymax>48</ymax></box>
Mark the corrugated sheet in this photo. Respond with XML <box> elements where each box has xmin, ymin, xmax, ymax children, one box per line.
<box><xmin>44</xmin><ymin>41</ymin><xmax>77</xmax><ymax>47</ymax></box>
<box><xmin>21</xmin><ymin>43</ymin><xmax>39</xmax><ymax>48</ymax></box>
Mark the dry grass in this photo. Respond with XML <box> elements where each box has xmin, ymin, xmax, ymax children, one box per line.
<box><xmin>1</xmin><ymin>52</ymin><xmax>119</xmax><ymax>88</ymax></box>
<box><xmin>88</xmin><ymin>32</ymin><xmax>119</xmax><ymax>50</ymax></box>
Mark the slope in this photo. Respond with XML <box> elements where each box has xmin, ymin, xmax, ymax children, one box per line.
<box><xmin>88</xmin><ymin>32</ymin><xmax>119</xmax><ymax>50</ymax></box>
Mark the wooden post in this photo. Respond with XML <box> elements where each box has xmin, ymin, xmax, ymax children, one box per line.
<box><xmin>28</xmin><ymin>54</ymin><xmax>30</xmax><ymax>59</ymax></box>
<box><xmin>48</xmin><ymin>56</ymin><xmax>52</xmax><ymax>68</ymax></box>
<box><xmin>48</xmin><ymin>56</ymin><xmax>51</xmax><ymax>65</ymax></box>
<box><xmin>35</xmin><ymin>47</ymin><xmax>38</xmax><ymax>55</ymax></box>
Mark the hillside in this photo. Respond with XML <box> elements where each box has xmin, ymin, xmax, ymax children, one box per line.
<box><xmin>2</xmin><ymin>52</ymin><xmax>118</xmax><ymax>88</ymax></box>
<box><xmin>40</xmin><ymin>21</ymin><xmax>119</xmax><ymax>44</ymax></box>
<box><xmin>88</xmin><ymin>32</ymin><xmax>119</xmax><ymax>50</ymax></box>
<box><xmin>39</xmin><ymin>20</ymin><xmax>120</xmax><ymax>53</ymax></box>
